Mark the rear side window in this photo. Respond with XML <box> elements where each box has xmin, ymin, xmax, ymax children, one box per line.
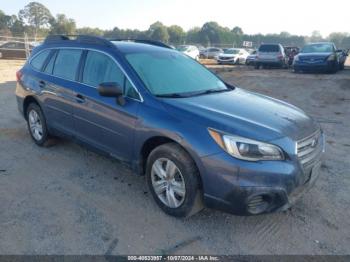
<box><xmin>44</xmin><ymin>51</ymin><xmax>57</xmax><ymax>74</ymax></box>
<box><xmin>30</xmin><ymin>49</ymin><xmax>51</xmax><ymax>71</ymax></box>
<box><xmin>53</xmin><ymin>49</ymin><xmax>82</xmax><ymax>81</ymax></box>
<box><xmin>259</xmin><ymin>45</ymin><xmax>280</xmax><ymax>52</ymax></box>
<box><xmin>82</xmin><ymin>51</ymin><xmax>124</xmax><ymax>88</ymax></box>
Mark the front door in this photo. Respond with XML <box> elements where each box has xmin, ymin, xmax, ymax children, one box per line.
<box><xmin>72</xmin><ymin>50</ymin><xmax>141</xmax><ymax>162</ymax></box>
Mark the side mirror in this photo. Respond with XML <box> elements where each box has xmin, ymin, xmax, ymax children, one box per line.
<box><xmin>98</xmin><ymin>82</ymin><xmax>125</xmax><ymax>105</ymax></box>
<box><xmin>336</xmin><ymin>49</ymin><xmax>343</xmax><ymax>53</ymax></box>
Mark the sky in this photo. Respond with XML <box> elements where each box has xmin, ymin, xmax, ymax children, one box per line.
<box><xmin>2</xmin><ymin>0</ymin><xmax>350</xmax><ymax>37</ymax></box>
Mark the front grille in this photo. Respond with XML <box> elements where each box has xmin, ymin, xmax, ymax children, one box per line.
<box><xmin>219</xmin><ymin>56</ymin><xmax>232</xmax><ymax>60</ymax></box>
<box><xmin>297</xmin><ymin>130</ymin><xmax>323</xmax><ymax>170</ymax></box>
<box><xmin>300</xmin><ymin>57</ymin><xmax>324</xmax><ymax>63</ymax></box>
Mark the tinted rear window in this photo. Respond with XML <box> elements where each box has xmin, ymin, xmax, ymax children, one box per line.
<box><xmin>259</xmin><ymin>45</ymin><xmax>280</xmax><ymax>52</ymax></box>
<box><xmin>30</xmin><ymin>49</ymin><xmax>51</xmax><ymax>71</ymax></box>
<box><xmin>53</xmin><ymin>49</ymin><xmax>82</xmax><ymax>81</ymax></box>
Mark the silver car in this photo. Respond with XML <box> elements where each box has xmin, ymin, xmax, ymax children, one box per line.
<box><xmin>200</xmin><ymin>47</ymin><xmax>223</xmax><ymax>59</ymax></box>
<box><xmin>255</xmin><ymin>44</ymin><xmax>288</xmax><ymax>69</ymax></box>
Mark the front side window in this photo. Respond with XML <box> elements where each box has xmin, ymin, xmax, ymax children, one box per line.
<box><xmin>83</xmin><ymin>51</ymin><xmax>140</xmax><ymax>100</ymax></box>
<box><xmin>30</xmin><ymin>49</ymin><xmax>51</xmax><ymax>71</ymax></box>
<box><xmin>125</xmin><ymin>50</ymin><xmax>228</xmax><ymax>96</ymax></box>
<box><xmin>53</xmin><ymin>49</ymin><xmax>82</xmax><ymax>81</ymax></box>
<box><xmin>83</xmin><ymin>51</ymin><xmax>124</xmax><ymax>88</ymax></box>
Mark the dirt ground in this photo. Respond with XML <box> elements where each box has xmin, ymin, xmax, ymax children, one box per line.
<box><xmin>0</xmin><ymin>59</ymin><xmax>349</xmax><ymax>255</ymax></box>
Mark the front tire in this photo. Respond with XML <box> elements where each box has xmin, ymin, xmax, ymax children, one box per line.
<box><xmin>26</xmin><ymin>103</ymin><xmax>53</xmax><ymax>147</ymax></box>
<box><xmin>146</xmin><ymin>143</ymin><xmax>203</xmax><ymax>217</ymax></box>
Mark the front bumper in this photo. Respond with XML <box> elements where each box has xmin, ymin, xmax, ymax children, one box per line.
<box><xmin>199</xmin><ymin>139</ymin><xmax>323</xmax><ymax>215</ymax></box>
<box><xmin>293</xmin><ymin>60</ymin><xmax>336</xmax><ymax>72</ymax></box>
<box><xmin>217</xmin><ymin>58</ymin><xmax>236</xmax><ymax>64</ymax></box>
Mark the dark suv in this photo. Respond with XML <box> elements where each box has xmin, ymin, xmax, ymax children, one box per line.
<box><xmin>16</xmin><ymin>35</ymin><xmax>324</xmax><ymax>217</ymax></box>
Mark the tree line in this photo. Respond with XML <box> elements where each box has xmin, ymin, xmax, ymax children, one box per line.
<box><xmin>1</xmin><ymin>1</ymin><xmax>350</xmax><ymax>49</ymax></box>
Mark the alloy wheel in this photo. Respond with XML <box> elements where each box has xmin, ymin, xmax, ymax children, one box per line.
<box><xmin>28</xmin><ymin>109</ymin><xmax>43</xmax><ymax>141</ymax></box>
<box><xmin>151</xmin><ymin>158</ymin><xmax>186</xmax><ymax>208</ymax></box>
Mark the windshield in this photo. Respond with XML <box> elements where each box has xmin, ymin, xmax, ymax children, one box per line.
<box><xmin>224</xmin><ymin>49</ymin><xmax>239</xmax><ymax>54</ymax></box>
<box><xmin>176</xmin><ymin>46</ymin><xmax>190</xmax><ymax>52</ymax></box>
<box><xmin>301</xmin><ymin>43</ymin><xmax>333</xmax><ymax>53</ymax></box>
<box><xmin>125</xmin><ymin>51</ymin><xmax>228</xmax><ymax>96</ymax></box>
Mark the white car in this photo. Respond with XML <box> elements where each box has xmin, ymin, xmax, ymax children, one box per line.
<box><xmin>217</xmin><ymin>48</ymin><xmax>250</xmax><ymax>64</ymax></box>
<box><xmin>177</xmin><ymin>45</ymin><xmax>200</xmax><ymax>60</ymax></box>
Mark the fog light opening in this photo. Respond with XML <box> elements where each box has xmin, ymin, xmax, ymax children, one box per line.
<box><xmin>247</xmin><ymin>194</ymin><xmax>272</xmax><ymax>215</ymax></box>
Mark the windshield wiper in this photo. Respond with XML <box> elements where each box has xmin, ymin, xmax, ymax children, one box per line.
<box><xmin>192</xmin><ymin>88</ymin><xmax>232</xmax><ymax>96</ymax></box>
<box><xmin>156</xmin><ymin>88</ymin><xmax>232</xmax><ymax>98</ymax></box>
<box><xmin>155</xmin><ymin>93</ymin><xmax>187</xmax><ymax>98</ymax></box>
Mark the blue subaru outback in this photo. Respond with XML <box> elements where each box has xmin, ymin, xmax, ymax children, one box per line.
<box><xmin>15</xmin><ymin>35</ymin><xmax>325</xmax><ymax>217</ymax></box>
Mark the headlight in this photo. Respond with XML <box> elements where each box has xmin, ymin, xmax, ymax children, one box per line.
<box><xmin>327</xmin><ymin>54</ymin><xmax>335</xmax><ymax>61</ymax></box>
<box><xmin>208</xmin><ymin>129</ymin><xmax>284</xmax><ymax>161</ymax></box>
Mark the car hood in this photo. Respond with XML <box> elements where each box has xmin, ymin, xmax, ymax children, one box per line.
<box><xmin>161</xmin><ymin>88</ymin><xmax>318</xmax><ymax>142</ymax></box>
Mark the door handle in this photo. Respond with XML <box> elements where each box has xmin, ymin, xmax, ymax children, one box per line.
<box><xmin>39</xmin><ymin>80</ymin><xmax>46</xmax><ymax>88</ymax></box>
<box><xmin>75</xmin><ymin>94</ymin><xmax>86</xmax><ymax>103</ymax></box>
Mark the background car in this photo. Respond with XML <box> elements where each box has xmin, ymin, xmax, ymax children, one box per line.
<box><xmin>284</xmin><ymin>46</ymin><xmax>300</xmax><ymax>66</ymax></box>
<box><xmin>337</xmin><ymin>49</ymin><xmax>348</xmax><ymax>70</ymax></box>
<box><xmin>293</xmin><ymin>42</ymin><xmax>343</xmax><ymax>73</ymax></box>
<box><xmin>245</xmin><ymin>50</ymin><xmax>257</xmax><ymax>65</ymax></box>
<box><xmin>176</xmin><ymin>45</ymin><xmax>200</xmax><ymax>60</ymax></box>
<box><xmin>217</xmin><ymin>48</ymin><xmax>250</xmax><ymax>64</ymax></box>
<box><xmin>255</xmin><ymin>43</ymin><xmax>288</xmax><ymax>69</ymax></box>
<box><xmin>199</xmin><ymin>47</ymin><xmax>223</xmax><ymax>59</ymax></box>
<box><xmin>0</xmin><ymin>41</ymin><xmax>34</xmax><ymax>59</ymax></box>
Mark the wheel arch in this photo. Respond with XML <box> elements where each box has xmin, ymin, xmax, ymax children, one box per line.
<box><xmin>138</xmin><ymin>135</ymin><xmax>203</xmax><ymax>189</ymax></box>
<box><xmin>23</xmin><ymin>96</ymin><xmax>41</xmax><ymax>120</ymax></box>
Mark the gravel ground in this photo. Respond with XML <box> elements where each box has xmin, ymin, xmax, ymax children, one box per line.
<box><xmin>0</xmin><ymin>59</ymin><xmax>349</xmax><ymax>255</ymax></box>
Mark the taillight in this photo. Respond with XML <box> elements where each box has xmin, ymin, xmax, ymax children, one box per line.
<box><xmin>16</xmin><ymin>70</ymin><xmax>22</xmax><ymax>82</ymax></box>
<box><xmin>277</xmin><ymin>53</ymin><xmax>283</xmax><ymax>59</ymax></box>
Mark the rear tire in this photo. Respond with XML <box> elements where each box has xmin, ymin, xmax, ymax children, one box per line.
<box><xmin>26</xmin><ymin>103</ymin><xmax>55</xmax><ymax>147</ymax></box>
<box><xmin>146</xmin><ymin>143</ymin><xmax>204</xmax><ymax>217</ymax></box>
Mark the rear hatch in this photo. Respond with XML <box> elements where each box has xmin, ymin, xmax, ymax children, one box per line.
<box><xmin>258</xmin><ymin>44</ymin><xmax>280</xmax><ymax>61</ymax></box>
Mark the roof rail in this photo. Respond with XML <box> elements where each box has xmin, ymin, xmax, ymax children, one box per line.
<box><xmin>44</xmin><ymin>35</ymin><xmax>173</xmax><ymax>49</ymax></box>
<box><xmin>109</xmin><ymin>39</ymin><xmax>173</xmax><ymax>49</ymax></box>
<box><xmin>44</xmin><ymin>35</ymin><xmax>115</xmax><ymax>48</ymax></box>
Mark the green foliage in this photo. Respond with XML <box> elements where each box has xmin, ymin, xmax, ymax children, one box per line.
<box><xmin>0</xmin><ymin>3</ymin><xmax>349</xmax><ymax>50</ymax></box>
<box><xmin>186</xmin><ymin>27</ymin><xmax>201</xmax><ymax>43</ymax></box>
<box><xmin>18</xmin><ymin>2</ymin><xmax>52</xmax><ymax>36</ymax></box>
<box><xmin>49</xmin><ymin>14</ymin><xmax>76</xmax><ymax>35</ymax></box>
<box><xmin>76</xmin><ymin>27</ymin><xmax>104</xmax><ymax>36</ymax></box>
<box><xmin>146</xmin><ymin>21</ymin><xmax>169</xmax><ymax>43</ymax></box>
<box><xmin>168</xmin><ymin>25</ymin><xmax>185</xmax><ymax>45</ymax></box>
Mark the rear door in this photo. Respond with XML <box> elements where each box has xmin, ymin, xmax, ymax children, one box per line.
<box><xmin>42</xmin><ymin>49</ymin><xmax>83</xmax><ymax>136</ymax></box>
<box><xmin>72</xmin><ymin>50</ymin><xmax>140</xmax><ymax>162</ymax></box>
